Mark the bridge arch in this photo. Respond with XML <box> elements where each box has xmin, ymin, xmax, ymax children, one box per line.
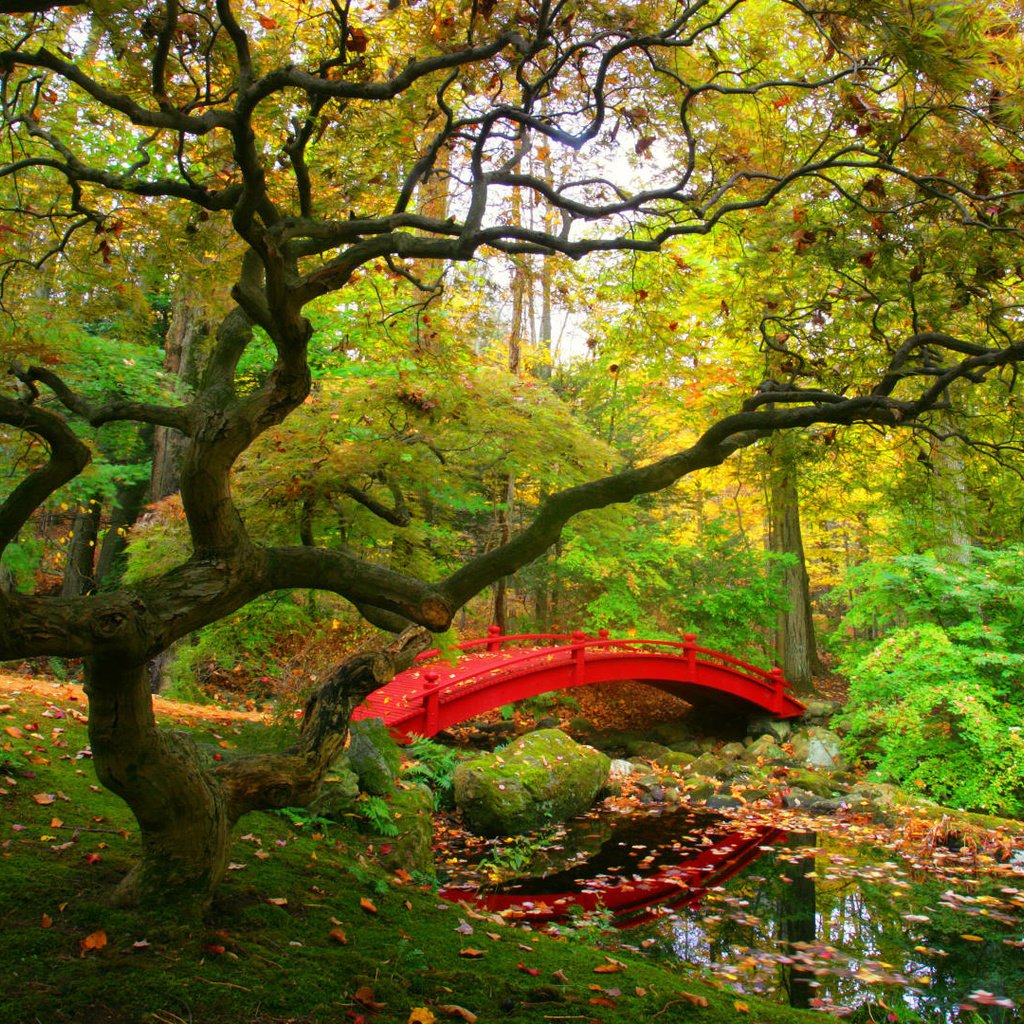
<box><xmin>351</xmin><ymin>630</ymin><xmax>805</xmax><ymax>740</ymax></box>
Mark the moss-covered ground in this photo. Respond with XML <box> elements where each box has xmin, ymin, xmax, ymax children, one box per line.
<box><xmin>0</xmin><ymin>684</ymin><xmax>836</xmax><ymax>1024</ymax></box>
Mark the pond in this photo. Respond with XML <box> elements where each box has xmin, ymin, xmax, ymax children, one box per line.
<box><xmin>438</xmin><ymin>805</ymin><xmax>1024</xmax><ymax>1022</ymax></box>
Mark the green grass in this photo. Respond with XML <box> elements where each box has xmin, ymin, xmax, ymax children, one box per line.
<box><xmin>1</xmin><ymin>687</ymin><xmax>823</xmax><ymax>1024</ymax></box>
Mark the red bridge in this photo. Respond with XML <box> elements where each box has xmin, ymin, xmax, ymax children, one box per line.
<box><xmin>352</xmin><ymin>629</ymin><xmax>805</xmax><ymax>740</ymax></box>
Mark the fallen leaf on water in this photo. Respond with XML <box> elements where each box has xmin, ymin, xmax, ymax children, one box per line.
<box><xmin>359</xmin><ymin>897</ymin><xmax>378</xmax><ymax>914</ymax></box>
<box><xmin>79</xmin><ymin>930</ymin><xmax>106</xmax><ymax>955</ymax></box>
<box><xmin>437</xmin><ymin>1005</ymin><xmax>477</xmax><ymax>1023</ymax></box>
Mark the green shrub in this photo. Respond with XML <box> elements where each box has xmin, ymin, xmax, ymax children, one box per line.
<box><xmin>840</xmin><ymin>624</ymin><xmax>1024</xmax><ymax>816</ymax></box>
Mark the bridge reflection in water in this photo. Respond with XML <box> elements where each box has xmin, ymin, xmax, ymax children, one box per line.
<box><xmin>438</xmin><ymin>807</ymin><xmax>785</xmax><ymax>929</ymax></box>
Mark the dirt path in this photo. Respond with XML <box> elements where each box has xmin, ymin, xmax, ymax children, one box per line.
<box><xmin>0</xmin><ymin>670</ymin><xmax>266</xmax><ymax>724</ymax></box>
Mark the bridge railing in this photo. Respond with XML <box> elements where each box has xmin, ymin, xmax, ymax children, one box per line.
<box><xmin>409</xmin><ymin>627</ymin><xmax>794</xmax><ymax>700</ymax></box>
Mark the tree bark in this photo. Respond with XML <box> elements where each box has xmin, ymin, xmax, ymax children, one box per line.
<box><xmin>768</xmin><ymin>438</ymin><xmax>820</xmax><ymax>695</ymax></box>
<box><xmin>60</xmin><ymin>497</ymin><xmax>101</xmax><ymax>597</ymax></box>
<box><xmin>83</xmin><ymin>628</ymin><xmax>429</xmax><ymax>911</ymax></box>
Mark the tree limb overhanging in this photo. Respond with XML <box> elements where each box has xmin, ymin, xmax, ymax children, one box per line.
<box><xmin>1</xmin><ymin>0</ymin><xmax>1022</xmax><ymax>907</ymax></box>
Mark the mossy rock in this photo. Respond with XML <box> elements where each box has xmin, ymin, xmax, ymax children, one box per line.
<box><xmin>309</xmin><ymin>759</ymin><xmax>361</xmax><ymax>820</ymax></box>
<box><xmin>369</xmin><ymin>783</ymin><xmax>435</xmax><ymax>877</ymax></box>
<box><xmin>786</xmin><ymin>768</ymin><xmax>837</xmax><ymax>798</ymax></box>
<box><xmin>453</xmin><ymin>729</ymin><xmax>611</xmax><ymax>836</ymax></box>
<box><xmin>624</xmin><ymin>739</ymin><xmax>672</xmax><ymax>760</ymax></box>
<box><xmin>648</xmin><ymin>717</ymin><xmax>697</xmax><ymax>747</ymax></box>
<box><xmin>347</xmin><ymin>718</ymin><xmax>402</xmax><ymax>796</ymax></box>
<box><xmin>686</xmin><ymin>752</ymin><xmax>727</xmax><ymax>777</ymax></box>
<box><xmin>743</xmin><ymin>735</ymin><xmax>787</xmax><ymax>762</ymax></box>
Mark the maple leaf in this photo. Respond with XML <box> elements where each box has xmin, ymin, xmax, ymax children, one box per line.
<box><xmin>408</xmin><ymin>1009</ymin><xmax>436</xmax><ymax>1024</ymax></box>
<box><xmin>437</xmin><ymin>1006</ymin><xmax>477</xmax><ymax>1024</ymax></box>
<box><xmin>79</xmin><ymin>929</ymin><xmax>107</xmax><ymax>955</ymax></box>
<box><xmin>359</xmin><ymin>897</ymin><xmax>378</xmax><ymax>914</ymax></box>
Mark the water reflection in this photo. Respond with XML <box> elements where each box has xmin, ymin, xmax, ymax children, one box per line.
<box><xmin>439</xmin><ymin>806</ymin><xmax>1023</xmax><ymax>1021</ymax></box>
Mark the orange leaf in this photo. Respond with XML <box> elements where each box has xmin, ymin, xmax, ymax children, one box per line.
<box><xmin>31</xmin><ymin>793</ymin><xmax>55</xmax><ymax>805</ymax></box>
<box><xmin>590</xmin><ymin>996</ymin><xmax>617</xmax><ymax>1008</ymax></box>
<box><xmin>594</xmin><ymin>963</ymin><xmax>624</xmax><ymax>974</ymax></box>
<box><xmin>79</xmin><ymin>929</ymin><xmax>107</xmax><ymax>954</ymax></box>
<box><xmin>40</xmin><ymin>913</ymin><xmax>52</xmax><ymax>928</ymax></box>
<box><xmin>329</xmin><ymin>927</ymin><xmax>349</xmax><ymax>944</ymax></box>
<box><xmin>257</xmin><ymin>14</ymin><xmax>278</xmax><ymax>29</ymax></box>
<box><xmin>359</xmin><ymin>897</ymin><xmax>377</xmax><ymax>914</ymax></box>
<box><xmin>437</xmin><ymin>1006</ymin><xmax>477</xmax><ymax>1023</ymax></box>
<box><xmin>735</xmin><ymin>1000</ymin><xmax>750</xmax><ymax>1013</ymax></box>
<box><xmin>4</xmin><ymin>725</ymin><xmax>23</xmax><ymax>738</ymax></box>
<box><xmin>354</xmin><ymin>986</ymin><xmax>386</xmax><ymax>1011</ymax></box>
<box><xmin>266</xmin><ymin>897</ymin><xmax>288</xmax><ymax>906</ymax></box>
<box><xmin>408</xmin><ymin>1009</ymin><xmax>436</xmax><ymax>1024</ymax></box>
<box><xmin>678</xmin><ymin>992</ymin><xmax>709</xmax><ymax>1007</ymax></box>
<box><xmin>459</xmin><ymin>947</ymin><xmax>486</xmax><ymax>958</ymax></box>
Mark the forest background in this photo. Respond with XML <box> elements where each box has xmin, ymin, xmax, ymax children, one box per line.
<box><xmin>1</xmin><ymin>0</ymin><xmax>1024</xmax><ymax>912</ymax></box>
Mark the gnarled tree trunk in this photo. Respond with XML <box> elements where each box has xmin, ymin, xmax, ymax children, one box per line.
<box><xmin>84</xmin><ymin>629</ymin><xmax>428</xmax><ymax>911</ymax></box>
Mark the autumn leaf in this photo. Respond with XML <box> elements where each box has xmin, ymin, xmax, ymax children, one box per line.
<box><xmin>266</xmin><ymin>897</ymin><xmax>288</xmax><ymax>906</ymax></box>
<box><xmin>4</xmin><ymin>725</ymin><xmax>23</xmax><ymax>738</ymax></box>
<box><xmin>31</xmin><ymin>793</ymin><xmax>55</xmax><ymax>805</ymax></box>
<box><xmin>594</xmin><ymin>962</ymin><xmax>624</xmax><ymax>974</ymax></box>
<box><xmin>79</xmin><ymin>929</ymin><xmax>107</xmax><ymax>954</ymax></box>
<box><xmin>517</xmin><ymin>962</ymin><xmax>540</xmax><ymax>976</ymax></box>
<box><xmin>678</xmin><ymin>992</ymin><xmax>709</xmax><ymax>1007</ymax></box>
<box><xmin>408</xmin><ymin>1008</ymin><xmax>435</xmax><ymax>1024</ymax></box>
<box><xmin>257</xmin><ymin>14</ymin><xmax>278</xmax><ymax>29</ymax></box>
<box><xmin>359</xmin><ymin>897</ymin><xmax>378</xmax><ymax>914</ymax></box>
<box><xmin>590</xmin><ymin>996</ymin><xmax>617</xmax><ymax>1008</ymax></box>
<box><xmin>437</xmin><ymin>1006</ymin><xmax>477</xmax><ymax>1024</ymax></box>
<box><xmin>734</xmin><ymin>999</ymin><xmax>750</xmax><ymax>1013</ymax></box>
<box><xmin>40</xmin><ymin>913</ymin><xmax>52</xmax><ymax>928</ymax></box>
<box><xmin>329</xmin><ymin>927</ymin><xmax>349</xmax><ymax>944</ymax></box>
<box><xmin>354</xmin><ymin>986</ymin><xmax>386</xmax><ymax>1011</ymax></box>
<box><xmin>459</xmin><ymin>948</ymin><xmax>486</xmax><ymax>958</ymax></box>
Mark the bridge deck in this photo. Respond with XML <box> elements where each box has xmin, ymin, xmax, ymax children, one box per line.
<box><xmin>351</xmin><ymin>630</ymin><xmax>805</xmax><ymax>740</ymax></box>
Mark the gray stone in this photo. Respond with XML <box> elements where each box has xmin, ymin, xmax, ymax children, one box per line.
<box><xmin>625</xmin><ymin>739</ymin><xmax>672</xmax><ymax>760</ymax></box>
<box><xmin>347</xmin><ymin>718</ymin><xmax>402</xmax><ymax>796</ymax></box>
<box><xmin>805</xmin><ymin>728</ymin><xmax>844</xmax><ymax>770</ymax></box>
<box><xmin>310</xmin><ymin>759</ymin><xmax>361</xmax><ymax>820</ymax></box>
<box><xmin>743</xmin><ymin>734</ymin><xmax>787</xmax><ymax>761</ymax></box>
<box><xmin>608</xmin><ymin>758</ymin><xmax>636</xmax><ymax>781</ymax></box>
<box><xmin>746</xmin><ymin>716</ymin><xmax>793</xmax><ymax>742</ymax></box>
<box><xmin>453</xmin><ymin>729</ymin><xmax>611</xmax><ymax>836</ymax></box>
<box><xmin>535</xmin><ymin>716</ymin><xmax>560</xmax><ymax>730</ymax></box>
<box><xmin>706</xmin><ymin>795</ymin><xmax>743</xmax><ymax>810</ymax></box>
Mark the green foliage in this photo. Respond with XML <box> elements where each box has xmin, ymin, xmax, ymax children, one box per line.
<box><xmin>840</xmin><ymin>622</ymin><xmax>1024</xmax><ymax>816</ymax></box>
<box><xmin>550</xmin><ymin>516</ymin><xmax>792</xmax><ymax>662</ymax></box>
<box><xmin>403</xmin><ymin>738</ymin><xmax>460</xmax><ymax>810</ymax></box>
<box><xmin>360</xmin><ymin>794</ymin><xmax>399</xmax><ymax>837</ymax></box>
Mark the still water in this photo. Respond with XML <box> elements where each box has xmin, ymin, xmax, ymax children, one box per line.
<box><xmin>440</xmin><ymin>805</ymin><xmax>1023</xmax><ymax>1022</ymax></box>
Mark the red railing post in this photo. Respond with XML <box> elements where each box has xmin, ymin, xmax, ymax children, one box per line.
<box><xmin>683</xmin><ymin>633</ymin><xmax>697</xmax><ymax>677</ymax></box>
<box><xmin>769</xmin><ymin>667</ymin><xmax>785</xmax><ymax>713</ymax></box>
<box><xmin>486</xmin><ymin>624</ymin><xmax>503</xmax><ymax>653</ymax></box>
<box><xmin>571</xmin><ymin>629</ymin><xmax>587</xmax><ymax>685</ymax></box>
<box><xmin>597</xmin><ymin>628</ymin><xmax>610</xmax><ymax>646</ymax></box>
<box><xmin>422</xmin><ymin>668</ymin><xmax>441</xmax><ymax>735</ymax></box>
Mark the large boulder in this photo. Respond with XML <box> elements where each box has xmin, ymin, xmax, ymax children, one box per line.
<box><xmin>453</xmin><ymin>729</ymin><xmax>611</xmax><ymax>836</ymax></box>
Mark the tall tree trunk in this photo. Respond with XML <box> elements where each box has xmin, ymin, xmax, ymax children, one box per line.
<box><xmin>95</xmin><ymin>472</ymin><xmax>151</xmax><ymax>588</ymax></box>
<box><xmin>60</xmin><ymin>497</ymin><xmax>102</xmax><ymax>597</ymax></box>
<box><xmin>768</xmin><ymin>438</ymin><xmax>820</xmax><ymax>694</ymax></box>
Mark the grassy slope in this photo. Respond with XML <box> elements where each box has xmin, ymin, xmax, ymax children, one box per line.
<box><xmin>0</xmin><ymin>685</ymin><xmax>829</xmax><ymax>1024</ymax></box>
